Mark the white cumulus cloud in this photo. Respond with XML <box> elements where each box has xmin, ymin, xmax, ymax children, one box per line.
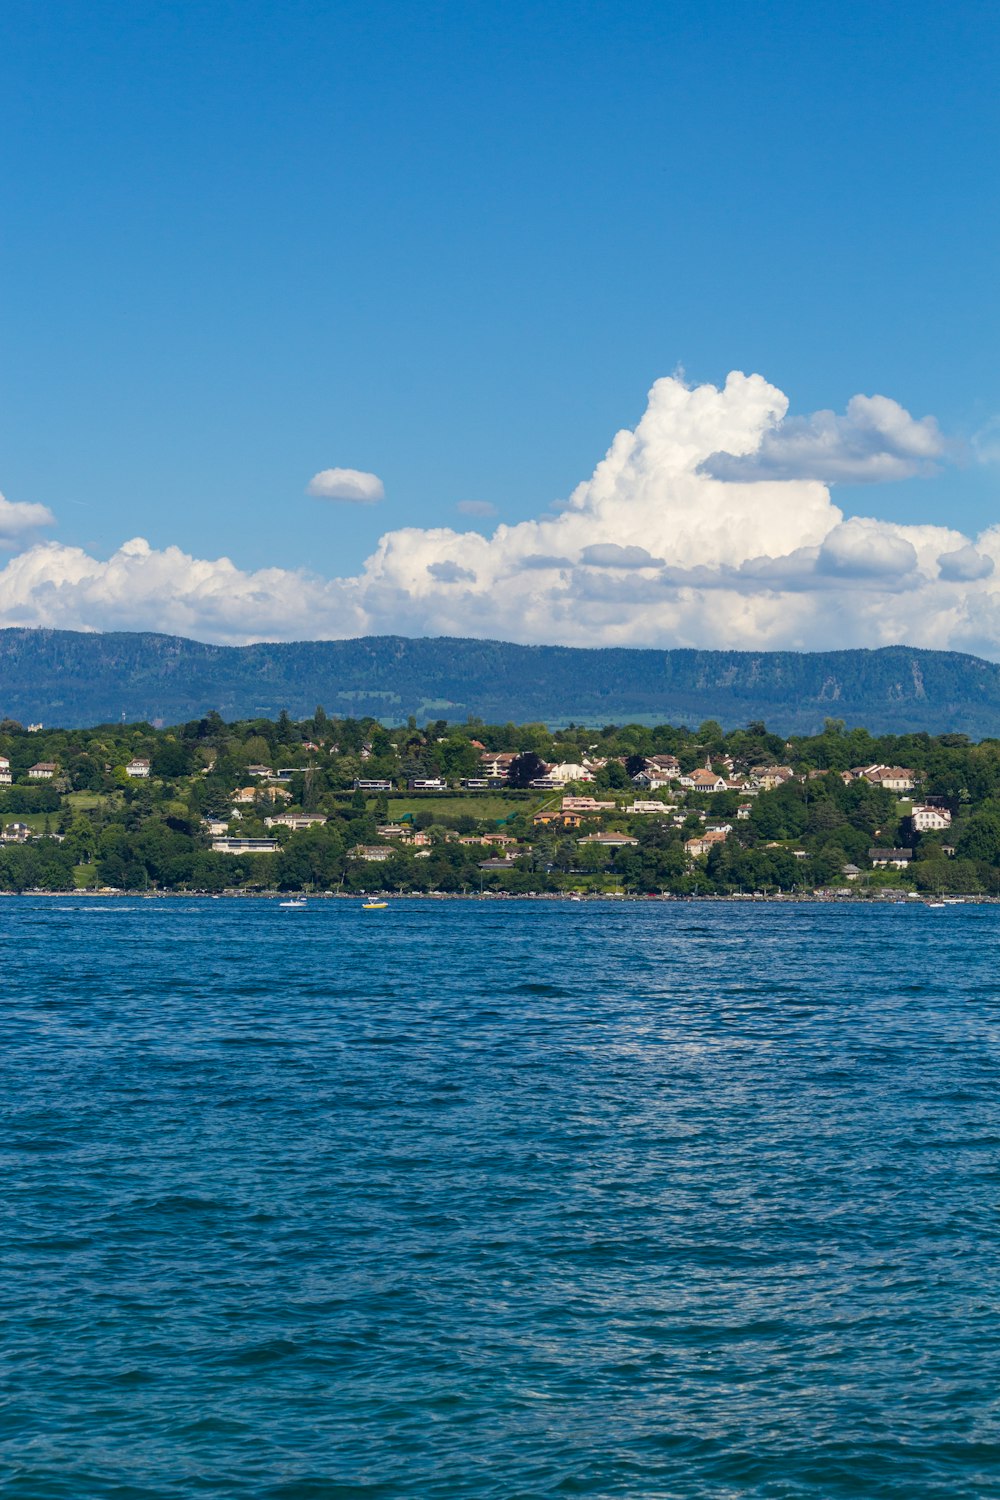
<box><xmin>0</xmin><ymin>492</ymin><xmax>55</xmax><ymax>549</ymax></box>
<box><xmin>937</xmin><ymin>543</ymin><xmax>994</xmax><ymax>582</ymax></box>
<box><xmin>703</xmin><ymin>393</ymin><xmax>945</xmax><ymax>484</ymax></box>
<box><xmin>306</xmin><ymin>468</ymin><xmax>384</xmax><ymax>503</ymax></box>
<box><xmin>6</xmin><ymin>370</ymin><xmax>1000</xmax><ymax>662</ymax></box>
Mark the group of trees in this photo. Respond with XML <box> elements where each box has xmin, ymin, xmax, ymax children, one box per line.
<box><xmin>3</xmin><ymin>709</ymin><xmax>1000</xmax><ymax>893</ymax></box>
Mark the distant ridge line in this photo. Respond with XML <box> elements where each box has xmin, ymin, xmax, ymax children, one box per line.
<box><xmin>0</xmin><ymin>627</ymin><xmax>999</xmax><ymax>735</ymax></box>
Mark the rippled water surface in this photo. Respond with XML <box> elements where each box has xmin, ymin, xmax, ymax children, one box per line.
<box><xmin>3</xmin><ymin>896</ymin><xmax>1000</xmax><ymax>1497</ymax></box>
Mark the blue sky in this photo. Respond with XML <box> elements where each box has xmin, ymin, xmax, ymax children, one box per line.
<box><xmin>0</xmin><ymin>0</ymin><xmax>998</xmax><ymax>652</ymax></box>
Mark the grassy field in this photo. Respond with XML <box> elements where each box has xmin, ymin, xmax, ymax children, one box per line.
<box><xmin>73</xmin><ymin>863</ymin><xmax>98</xmax><ymax>888</ymax></box>
<box><xmin>65</xmin><ymin>792</ymin><xmax>118</xmax><ymax>811</ymax></box>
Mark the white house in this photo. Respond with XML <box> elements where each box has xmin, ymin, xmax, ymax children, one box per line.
<box><xmin>126</xmin><ymin>758</ymin><xmax>150</xmax><ymax>778</ymax></box>
<box><xmin>911</xmin><ymin>804</ymin><xmax>952</xmax><ymax>832</ymax></box>
<box><xmin>0</xmin><ymin>756</ymin><xmax>10</xmax><ymax>786</ymax></box>
<box><xmin>685</xmin><ymin>769</ymin><xmax>728</xmax><ymax>793</ymax></box>
<box><xmin>28</xmin><ymin>762</ymin><xmax>56</xmax><ymax>780</ymax></box>
<box><xmin>547</xmin><ymin>762</ymin><xmax>595</xmax><ymax>784</ymax></box>
<box><xmin>869</xmin><ymin>847</ymin><xmax>913</xmax><ymax>868</ymax></box>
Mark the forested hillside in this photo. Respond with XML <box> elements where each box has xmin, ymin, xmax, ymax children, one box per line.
<box><xmin>2</xmin><ymin>628</ymin><xmax>1000</xmax><ymax>734</ymax></box>
<box><xmin>0</xmin><ymin>709</ymin><xmax>997</xmax><ymax>896</ymax></box>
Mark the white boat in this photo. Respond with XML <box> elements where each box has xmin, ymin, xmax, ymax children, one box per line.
<box><xmin>362</xmin><ymin>899</ymin><xmax>388</xmax><ymax>910</ymax></box>
<box><xmin>280</xmin><ymin>898</ymin><xmax>307</xmax><ymax>908</ymax></box>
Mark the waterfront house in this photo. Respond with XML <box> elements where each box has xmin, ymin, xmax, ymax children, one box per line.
<box><xmin>685</xmin><ymin>827</ymin><xmax>729</xmax><ymax>857</ymax></box>
<box><xmin>869</xmin><ymin>847</ymin><xmax>913</xmax><ymax>868</ymax></box>
<box><xmin>350</xmin><ymin>845</ymin><xmax>392</xmax><ymax>862</ymax></box>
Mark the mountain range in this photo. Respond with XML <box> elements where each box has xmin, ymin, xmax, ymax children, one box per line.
<box><xmin>2</xmin><ymin>628</ymin><xmax>1000</xmax><ymax>735</ymax></box>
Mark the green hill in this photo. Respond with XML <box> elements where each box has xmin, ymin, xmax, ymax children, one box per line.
<box><xmin>2</xmin><ymin>627</ymin><xmax>1000</xmax><ymax>734</ymax></box>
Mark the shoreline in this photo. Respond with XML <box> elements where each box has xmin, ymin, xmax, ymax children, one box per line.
<box><xmin>6</xmin><ymin>889</ymin><xmax>991</xmax><ymax>904</ymax></box>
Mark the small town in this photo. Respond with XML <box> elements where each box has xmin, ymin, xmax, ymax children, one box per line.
<box><xmin>0</xmin><ymin>709</ymin><xmax>994</xmax><ymax>896</ymax></box>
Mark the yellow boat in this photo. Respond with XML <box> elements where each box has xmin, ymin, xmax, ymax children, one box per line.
<box><xmin>362</xmin><ymin>899</ymin><xmax>388</xmax><ymax>910</ymax></box>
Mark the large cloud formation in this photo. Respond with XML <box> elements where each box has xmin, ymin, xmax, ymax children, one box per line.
<box><xmin>2</xmin><ymin>371</ymin><xmax>1000</xmax><ymax>655</ymax></box>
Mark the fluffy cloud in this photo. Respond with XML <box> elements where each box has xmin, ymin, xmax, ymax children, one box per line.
<box><xmin>0</xmin><ymin>537</ymin><xmax>364</xmax><ymax>646</ymax></box>
<box><xmin>703</xmin><ymin>393</ymin><xmax>944</xmax><ymax>484</ymax></box>
<box><xmin>937</xmin><ymin>544</ymin><xmax>994</xmax><ymax>582</ymax></box>
<box><xmin>816</xmin><ymin>519</ymin><xmax>919</xmax><ymax>580</ymax></box>
<box><xmin>306</xmin><ymin>468</ymin><xmax>384</xmax><ymax>503</ymax></box>
<box><xmin>0</xmin><ymin>492</ymin><xmax>54</xmax><ymax>549</ymax></box>
<box><xmin>6</xmin><ymin>371</ymin><xmax>1000</xmax><ymax>660</ymax></box>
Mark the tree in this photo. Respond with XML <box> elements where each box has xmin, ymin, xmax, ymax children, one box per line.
<box><xmin>507</xmin><ymin>752</ymin><xmax>546</xmax><ymax>788</ymax></box>
<box><xmin>955</xmin><ymin>813</ymin><xmax>1000</xmax><ymax>865</ymax></box>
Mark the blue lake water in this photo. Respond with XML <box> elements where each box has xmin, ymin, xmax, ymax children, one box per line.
<box><xmin>2</xmin><ymin>896</ymin><xmax>1000</xmax><ymax>1498</ymax></box>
